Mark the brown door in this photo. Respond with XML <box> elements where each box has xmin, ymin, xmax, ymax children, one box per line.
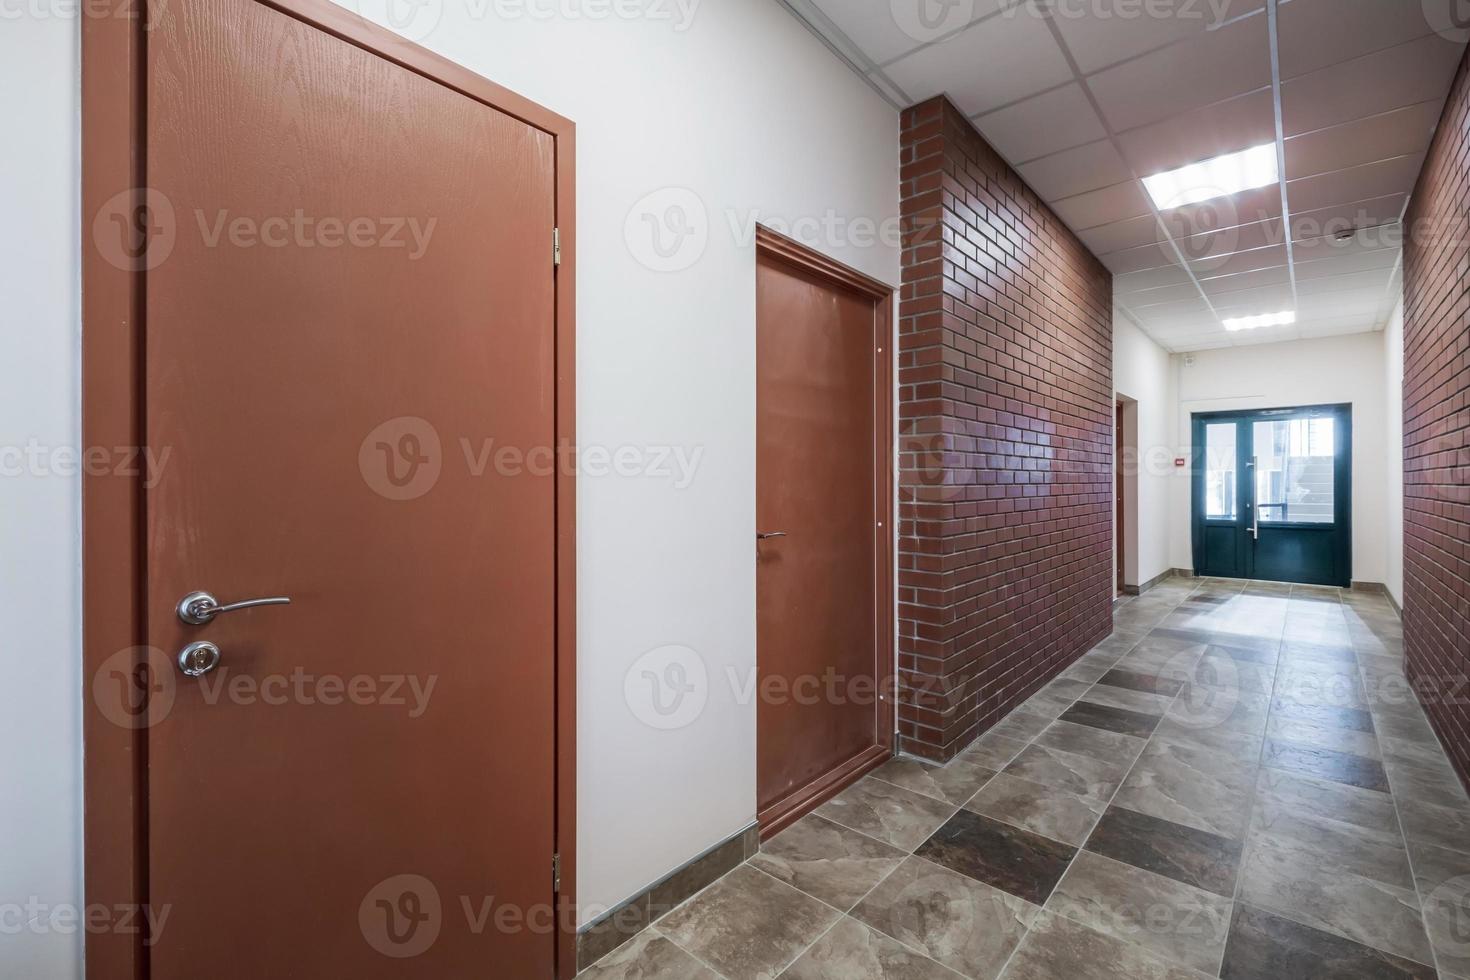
<box><xmin>755</xmin><ymin>230</ymin><xmax>893</xmax><ymax>836</ymax></box>
<box><xmin>143</xmin><ymin>0</ymin><xmax>558</xmax><ymax>974</ymax></box>
<box><xmin>1117</xmin><ymin>401</ymin><xmax>1126</xmax><ymax>594</ymax></box>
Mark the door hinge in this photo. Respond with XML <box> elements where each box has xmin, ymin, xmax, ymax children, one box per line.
<box><xmin>552</xmin><ymin>852</ymin><xmax>561</xmax><ymax>893</ymax></box>
<box><xmin>553</xmin><ymin>227</ymin><xmax>562</xmax><ymax>267</ymax></box>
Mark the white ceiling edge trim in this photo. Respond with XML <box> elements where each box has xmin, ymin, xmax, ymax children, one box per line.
<box><xmin>774</xmin><ymin>0</ymin><xmax>907</xmax><ymax>110</ymax></box>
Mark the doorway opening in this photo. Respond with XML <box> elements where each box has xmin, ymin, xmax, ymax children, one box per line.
<box><xmin>1191</xmin><ymin>404</ymin><xmax>1352</xmax><ymax>587</ymax></box>
<box><xmin>1115</xmin><ymin>395</ymin><xmax>1139</xmax><ymax>595</ymax></box>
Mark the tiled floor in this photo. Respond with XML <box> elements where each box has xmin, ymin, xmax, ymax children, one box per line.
<box><xmin>581</xmin><ymin>579</ymin><xmax>1470</xmax><ymax>980</ymax></box>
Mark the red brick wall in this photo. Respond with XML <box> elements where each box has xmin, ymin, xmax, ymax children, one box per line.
<box><xmin>1402</xmin><ymin>50</ymin><xmax>1470</xmax><ymax>790</ymax></box>
<box><xmin>896</xmin><ymin>96</ymin><xmax>1115</xmax><ymax>762</ymax></box>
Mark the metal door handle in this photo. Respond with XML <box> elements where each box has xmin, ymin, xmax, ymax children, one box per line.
<box><xmin>178</xmin><ymin>641</ymin><xmax>222</xmax><ymax>677</ymax></box>
<box><xmin>756</xmin><ymin>531</ymin><xmax>788</xmax><ymax>540</ymax></box>
<box><xmin>178</xmin><ymin>590</ymin><xmax>292</xmax><ymax>625</ymax></box>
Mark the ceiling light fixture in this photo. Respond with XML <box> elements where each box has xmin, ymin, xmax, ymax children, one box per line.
<box><xmin>1222</xmin><ymin>310</ymin><xmax>1296</xmax><ymax>332</ymax></box>
<box><xmin>1142</xmin><ymin>143</ymin><xmax>1279</xmax><ymax>209</ymax></box>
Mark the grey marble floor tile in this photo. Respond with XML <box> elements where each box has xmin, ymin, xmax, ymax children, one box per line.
<box><xmin>579</xmin><ymin>929</ymin><xmax>721</xmax><ymax>980</ymax></box>
<box><xmin>1057</xmin><ymin>699</ymin><xmax>1161</xmax><ymax>739</ymax></box>
<box><xmin>1274</xmin><ymin>663</ymin><xmax>1368</xmax><ymax>710</ymax></box>
<box><xmin>1397</xmin><ymin>796</ymin><xmax>1470</xmax><ymax>853</ymax></box>
<box><xmin>966</xmin><ymin>772</ymin><xmax>1105</xmax><ymax>846</ymax></box>
<box><xmin>816</xmin><ymin>777</ymin><xmax>957</xmax><ymax>852</ymax></box>
<box><xmin>1262</xmin><ymin>739</ymin><xmax>1390</xmax><ymax>793</ymax></box>
<box><xmin>657</xmin><ymin>865</ymin><xmax>840</xmax><ymax>980</ymax></box>
<box><xmin>1381</xmin><ymin>733</ymin><xmax>1457</xmax><ymax>771</ymax></box>
<box><xmin>852</xmin><ymin>856</ymin><xmax>1037</xmax><ymax>980</ymax></box>
<box><xmin>751</xmin><ymin>814</ymin><xmax>906</xmax><ymax>912</ymax></box>
<box><xmin>1249</xmin><ymin>805</ymin><xmax>1413</xmax><ymax>890</ymax></box>
<box><xmin>915</xmin><ymin>810</ymin><xmax>1077</xmax><ymax>906</ymax></box>
<box><xmin>1186</xmin><ymin>652</ymin><xmax>1276</xmax><ymax>696</ymax></box>
<box><xmin>1166</xmin><ymin>687</ymin><xmax>1271</xmax><ymax>735</ymax></box>
<box><xmin>1084</xmin><ymin>805</ymin><xmax>1242</xmax><ymax>897</ymax></box>
<box><xmin>1113</xmin><ymin>739</ymin><xmax>1257</xmax><ymax>841</ymax></box>
<box><xmin>1385</xmin><ymin>755</ymin><xmax>1470</xmax><ymax>809</ymax></box>
<box><xmin>1278</xmin><ymin>639</ymin><xmax>1358</xmax><ymax>666</ymax></box>
<box><xmin>1001</xmin><ymin>743</ymin><xmax>1129</xmax><ymax>806</ymax></box>
<box><xmin>871</xmin><ymin>757</ymin><xmax>997</xmax><ymax>807</ymax></box>
<box><xmin>1253</xmin><ymin>768</ymin><xmax>1400</xmax><ymax>837</ymax></box>
<box><xmin>1272</xmin><ymin>697</ymin><xmax>1375</xmax><ymax>733</ymax></box>
<box><xmin>1021</xmin><ymin>691</ymin><xmax>1076</xmax><ymax>720</ymax></box>
<box><xmin>988</xmin><ymin>709</ymin><xmax>1056</xmax><ymax>745</ymax></box>
<box><xmin>1265</xmin><ymin>715</ymin><xmax>1382</xmax><ymax>761</ymax></box>
<box><xmin>1041</xmin><ymin>677</ymin><xmax>1095</xmax><ymax>702</ymax></box>
<box><xmin>1000</xmin><ymin>910</ymin><xmax>1214</xmax><ymax>980</ymax></box>
<box><xmin>1031</xmin><ymin>719</ymin><xmax>1147</xmax><ymax>766</ymax></box>
<box><xmin>1046</xmin><ymin>850</ymin><xmax>1232</xmax><ymax>973</ymax></box>
<box><xmin>777</xmin><ymin>915</ymin><xmax>963</xmax><ymax>980</ymax></box>
<box><xmin>1236</xmin><ymin>834</ymin><xmax>1433</xmax><ymax>965</ymax></box>
<box><xmin>1079</xmin><ymin>682</ymin><xmax>1175</xmax><ymax>716</ymax></box>
<box><xmin>1152</xmin><ymin>716</ymin><xmax>1264</xmax><ymax>764</ymax></box>
<box><xmin>1097</xmin><ymin>667</ymin><xmax>1184</xmax><ymax>697</ymax></box>
<box><xmin>1219</xmin><ymin>902</ymin><xmax>1436</xmax><ymax>980</ymax></box>
<box><xmin>1373</xmin><ymin>709</ymin><xmax>1438</xmax><ymax>744</ymax></box>
<box><xmin>1058</xmin><ymin>659</ymin><xmax>1112</xmax><ymax>685</ymax></box>
<box><xmin>956</xmin><ymin>734</ymin><xmax>1030</xmax><ymax>772</ymax></box>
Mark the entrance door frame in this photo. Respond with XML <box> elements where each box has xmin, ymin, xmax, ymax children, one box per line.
<box><xmin>753</xmin><ymin>225</ymin><xmax>896</xmax><ymax>838</ymax></box>
<box><xmin>1190</xmin><ymin>403</ymin><xmax>1352</xmax><ymax>588</ymax></box>
<box><xmin>80</xmin><ymin>3</ymin><xmax>577</xmax><ymax>976</ymax></box>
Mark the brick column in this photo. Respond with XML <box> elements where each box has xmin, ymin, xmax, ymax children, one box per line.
<box><xmin>896</xmin><ymin>97</ymin><xmax>1115</xmax><ymax>762</ymax></box>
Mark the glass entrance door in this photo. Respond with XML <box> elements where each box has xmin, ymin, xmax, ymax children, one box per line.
<box><xmin>1191</xmin><ymin>405</ymin><xmax>1352</xmax><ymax>587</ymax></box>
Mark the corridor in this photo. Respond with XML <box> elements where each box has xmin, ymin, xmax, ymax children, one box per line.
<box><xmin>583</xmin><ymin>581</ymin><xmax>1465</xmax><ymax>979</ymax></box>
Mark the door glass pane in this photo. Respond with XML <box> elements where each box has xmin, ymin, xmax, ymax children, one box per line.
<box><xmin>1254</xmin><ymin>417</ymin><xmax>1335</xmax><ymax>524</ymax></box>
<box><xmin>1204</xmin><ymin>423</ymin><xmax>1237</xmax><ymax>520</ymax></box>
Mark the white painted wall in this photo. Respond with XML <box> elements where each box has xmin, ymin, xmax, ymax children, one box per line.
<box><xmin>0</xmin><ymin>10</ymin><xmax>82</xmax><ymax>980</ymax></box>
<box><xmin>1168</xmin><ymin>333</ymin><xmax>1390</xmax><ymax>584</ymax></box>
<box><xmin>1384</xmin><ymin>298</ymin><xmax>1405</xmax><ymax>606</ymax></box>
<box><xmin>1113</xmin><ymin>314</ymin><xmax>1175</xmax><ymax>588</ymax></box>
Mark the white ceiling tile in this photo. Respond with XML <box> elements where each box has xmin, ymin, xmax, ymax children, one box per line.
<box><xmin>1295</xmin><ymin>245</ymin><xmax>1402</xmax><ymax>280</ymax></box>
<box><xmin>1175</xmin><ymin>335</ymin><xmax>1237</xmax><ymax>351</ymax></box>
<box><xmin>1197</xmin><ymin>263</ymin><xmax>1292</xmax><ymax>296</ymax></box>
<box><xmin>1087</xmin><ymin>14</ymin><xmax>1272</xmax><ymax>132</ymax></box>
<box><xmin>1297</xmin><ymin>318</ymin><xmax>1378</xmax><ymax>339</ymax></box>
<box><xmin>885</xmin><ymin>10</ymin><xmax>1073</xmax><ymax>116</ymax></box>
<box><xmin>1210</xmin><ymin>284</ymin><xmax>1297</xmax><ymax>314</ymax></box>
<box><xmin>1290</xmin><ymin>195</ymin><xmax>1407</xmax><ymax>243</ymax></box>
<box><xmin>1016</xmin><ymin>140</ymin><xmax>1132</xmax><ymax>199</ymax></box>
<box><xmin>1292</xmin><ymin>229</ymin><xmax>1401</xmax><ymax>263</ymax></box>
<box><xmin>972</xmin><ymin>84</ymin><xmax>1108</xmax><ymax>164</ymax></box>
<box><xmin>1115</xmin><ymin>262</ymin><xmax>1194</xmax><ymax>292</ymax></box>
<box><xmin>1050</xmin><ymin>0</ymin><xmax>1262</xmax><ymax>75</ymax></box>
<box><xmin>1076</xmin><ymin>214</ymin><xmax>1163</xmax><ymax>255</ymax></box>
<box><xmin>810</xmin><ymin>0</ymin><xmax>1003</xmax><ymax>66</ymax></box>
<box><xmin>1051</xmin><ymin>180</ymin><xmax>1152</xmax><ymax>231</ymax></box>
<box><xmin>1284</xmin><ymin>101</ymin><xmax>1443</xmax><ymax>180</ymax></box>
<box><xmin>1228</xmin><ymin>326</ymin><xmax>1304</xmax><ymax>348</ymax></box>
<box><xmin>1159</xmin><ymin>185</ymin><xmax>1283</xmax><ymax>244</ymax></box>
<box><xmin>1282</xmin><ymin>35</ymin><xmax>1466</xmax><ymax>136</ymax></box>
<box><xmin>1103</xmin><ymin>242</ymin><xmax>1184</xmax><ymax>274</ymax></box>
<box><xmin>1276</xmin><ymin>0</ymin><xmax>1437</xmax><ymax>80</ymax></box>
<box><xmin>1286</xmin><ymin>154</ymin><xmax>1426</xmax><ymax>214</ymax></box>
<box><xmin>1175</xmin><ymin>217</ymin><xmax>1285</xmax><ymax>265</ymax></box>
<box><xmin>1114</xmin><ymin>89</ymin><xmax>1277</xmax><ymax>177</ymax></box>
<box><xmin>1191</xmin><ymin>242</ymin><xmax>1286</xmax><ymax>279</ymax></box>
<box><xmin>1296</xmin><ymin>269</ymin><xmax>1394</xmax><ymax>296</ymax></box>
<box><xmin>1115</xmin><ymin>281</ymin><xmax>1201</xmax><ymax>306</ymax></box>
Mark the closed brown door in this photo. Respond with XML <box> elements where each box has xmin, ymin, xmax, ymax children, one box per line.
<box><xmin>755</xmin><ymin>231</ymin><xmax>893</xmax><ymax>834</ymax></box>
<box><xmin>143</xmin><ymin>0</ymin><xmax>558</xmax><ymax>975</ymax></box>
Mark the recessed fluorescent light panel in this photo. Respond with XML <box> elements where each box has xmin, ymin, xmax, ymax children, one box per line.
<box><xmin>1142</xmin><ymin>143</ymin><xmax>1279</xmax><ymax>209</ymax></box>
<box><xmin>1223</xmin><ymin>310</ymin><xmax>1296</xmax><ymax>332</ymax></box>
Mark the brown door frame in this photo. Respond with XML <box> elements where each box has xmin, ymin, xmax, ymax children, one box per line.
<box><xmin>80</xmin><ymin>3</ymin><xmax>577</xmax><ymax>977</ymax></box>
<box><xmin>753</xmin><ymin>225</ymin><xmax>896</xmax><ymax>838</ymax></box>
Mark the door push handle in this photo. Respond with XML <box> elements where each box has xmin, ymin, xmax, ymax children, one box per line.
<box><xmin>756</xmin><ymin>531</ymin><xmax>788</xmax><ymax>540</ymax></box>
<box><xmin>177</xmin><ymin>590</ymin><xmax>292</xmax><ymax>626</ymax></box>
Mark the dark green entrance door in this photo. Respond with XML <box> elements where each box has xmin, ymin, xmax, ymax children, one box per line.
<box><xmin>1191</xmin><ymin>404</ymin><xmax>1352</xmax><ymax>587</ymax></box>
